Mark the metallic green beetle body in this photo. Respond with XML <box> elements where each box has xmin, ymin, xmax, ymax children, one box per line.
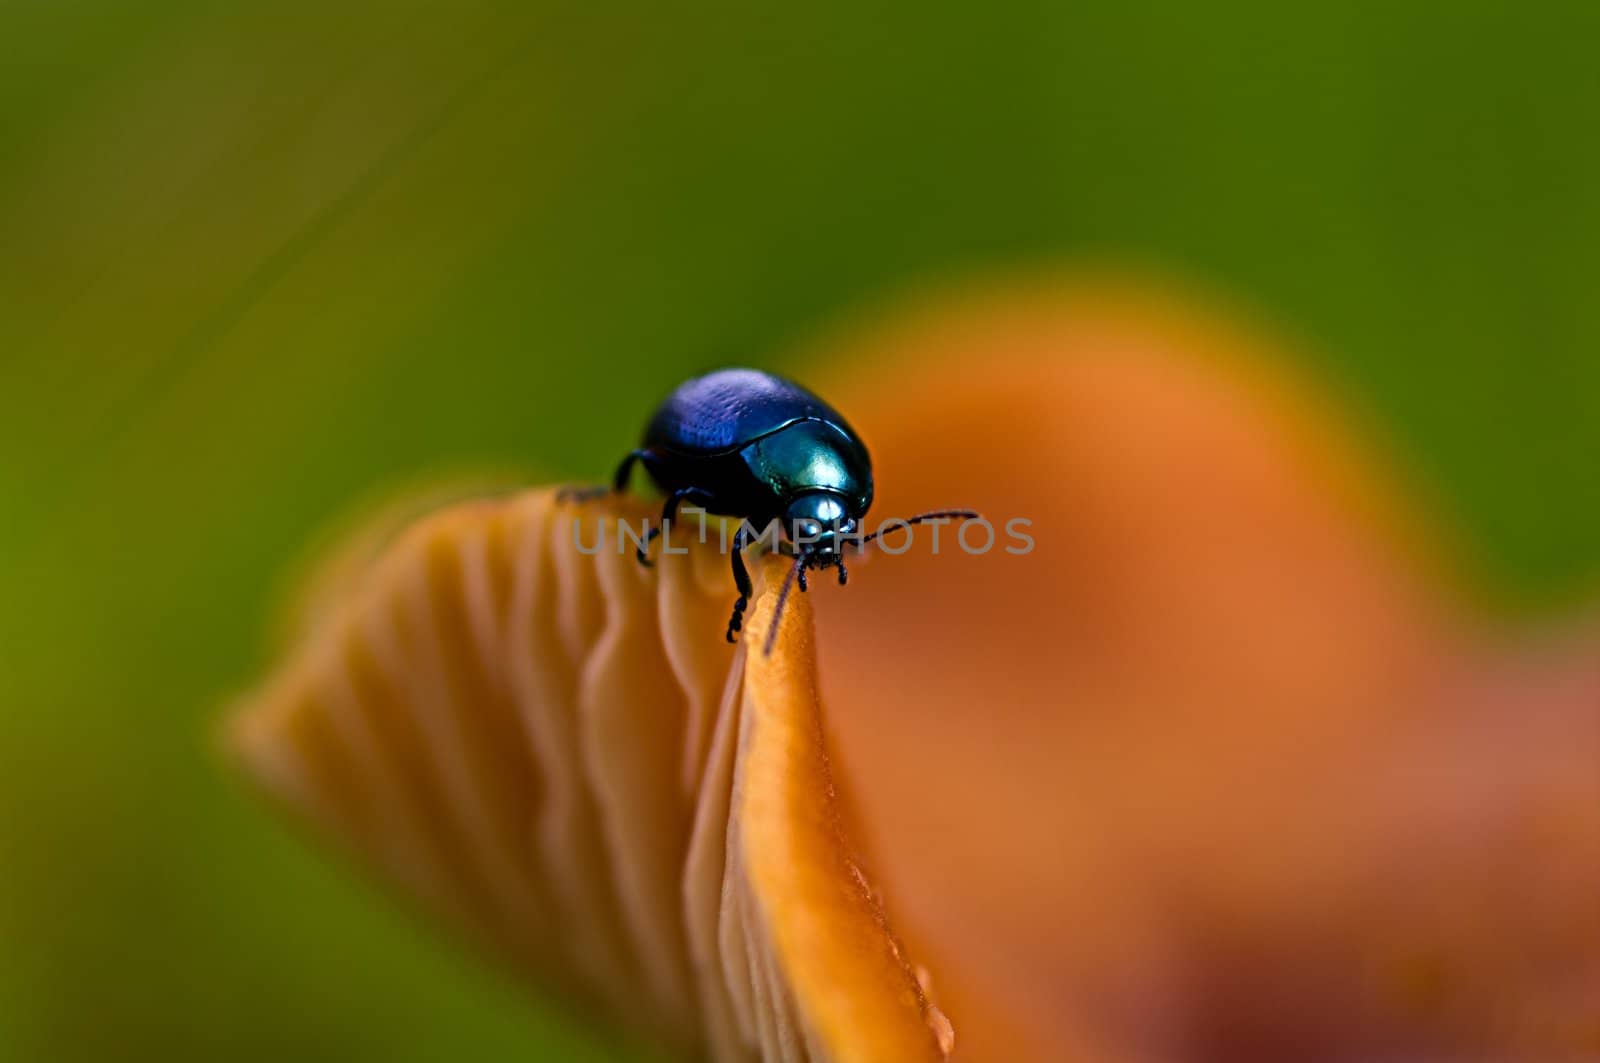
<box><xmin>623</xmin><ymin>368</ymin><xmax>874</xmax><ymax>557</ymax></box>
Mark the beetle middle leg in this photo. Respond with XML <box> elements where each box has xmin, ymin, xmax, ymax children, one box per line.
<box><xmin>636</xmin><ymin>486</ymin><xmax>713</xmax><ymax>567</ymax></box>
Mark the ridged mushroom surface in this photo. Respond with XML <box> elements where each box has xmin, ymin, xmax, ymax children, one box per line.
<box><xmin>228</xmin><ymin>491</ymin><xmax>953</xmax><ymax>1063</ymax></box>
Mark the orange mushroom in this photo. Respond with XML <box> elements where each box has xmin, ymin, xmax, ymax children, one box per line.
<box><xmin>229</xmin><ymin>491</ymin><xmax>952</xmax><ymax>1062</ymax></box>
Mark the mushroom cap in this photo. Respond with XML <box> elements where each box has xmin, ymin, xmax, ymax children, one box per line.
<box><xmin>228</xmin><ymin>490</ymin><xmax>951</xmax><ymax>1062</ymax></box>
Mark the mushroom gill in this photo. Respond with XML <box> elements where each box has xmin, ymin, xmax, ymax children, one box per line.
<box><xmin>226</xmin><ymin>491</ymin><xmax>953</xmax><ymax>1063</ymax></box>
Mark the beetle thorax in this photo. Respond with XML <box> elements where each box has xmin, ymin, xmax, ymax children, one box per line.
<box><xmin>738</xmin><ymin>419</ymin><xmax>873</xmax><ymax>521</ymax></box>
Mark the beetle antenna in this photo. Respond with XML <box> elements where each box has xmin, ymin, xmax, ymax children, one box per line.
<box><xmin>761</xmin><ymin>513</ymin><xmax>980</xmax><ymax>654</ymax></box>
<box><xmin>858</xmin><ymin>509</ymin><xmax>981</xmax><ymax>547</ymax></box>
<box><xmin>762</xmin><ymin>552</ymin><xmax>808</xmax><ymax>656</ymax></box>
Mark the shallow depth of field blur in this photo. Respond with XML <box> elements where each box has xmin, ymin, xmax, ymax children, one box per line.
<box><xmin>3</xmin><ymin>4</ymin><xmax>1598</xmax><ymax>1061</ymax></box>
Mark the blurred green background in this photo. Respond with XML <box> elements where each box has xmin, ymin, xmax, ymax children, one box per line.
<box><xmin>2</xmin><ymin>3</ymin><xmax>1597</xmax><ymax>1060</ymax></box>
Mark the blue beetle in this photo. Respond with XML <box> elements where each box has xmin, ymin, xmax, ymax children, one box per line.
<box><xmin>573</xmin><ymin>368</ymin><xmax>975</xmax><ymax>650</ymax></box>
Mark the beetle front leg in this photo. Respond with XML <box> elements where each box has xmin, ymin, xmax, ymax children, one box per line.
<box><xmin>725</xmin><ymin>526</ymin><xmax>755</xmax><ymax>643</ymax></box>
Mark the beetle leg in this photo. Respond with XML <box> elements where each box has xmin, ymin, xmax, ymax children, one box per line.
<box><xmin>797</xmin><ymin>564</ymin><xmax>808</xmax><ymax>593</ymax></box>
<box><xmin>635</xmin><ymin>525</ymin><xmax>661</xmax><ymax>566</ymax></box>
<box><xmin>725</xmin><ymin>526</ymin><xmax>754</xmax><ymax>643</ymax></box>
<box><xmin>637</xmin><ymin>486</ymin><xmax>709</xmax><ymax>567</ymax></box>
<box><xmin>611</xmin><ymin>449</ymin><xmax>650</xmax><ymax>493</ymax></box>
<box><xmin>836</xmin><ymin>556</ymin><xmax>847</xmax><ymax>586</ymax></box>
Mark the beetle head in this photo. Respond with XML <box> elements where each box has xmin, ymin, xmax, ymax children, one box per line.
<box><xmin>782</xmin><ymin>491</ymin><xmax>859</xmax><ymax>566</ymax></box>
